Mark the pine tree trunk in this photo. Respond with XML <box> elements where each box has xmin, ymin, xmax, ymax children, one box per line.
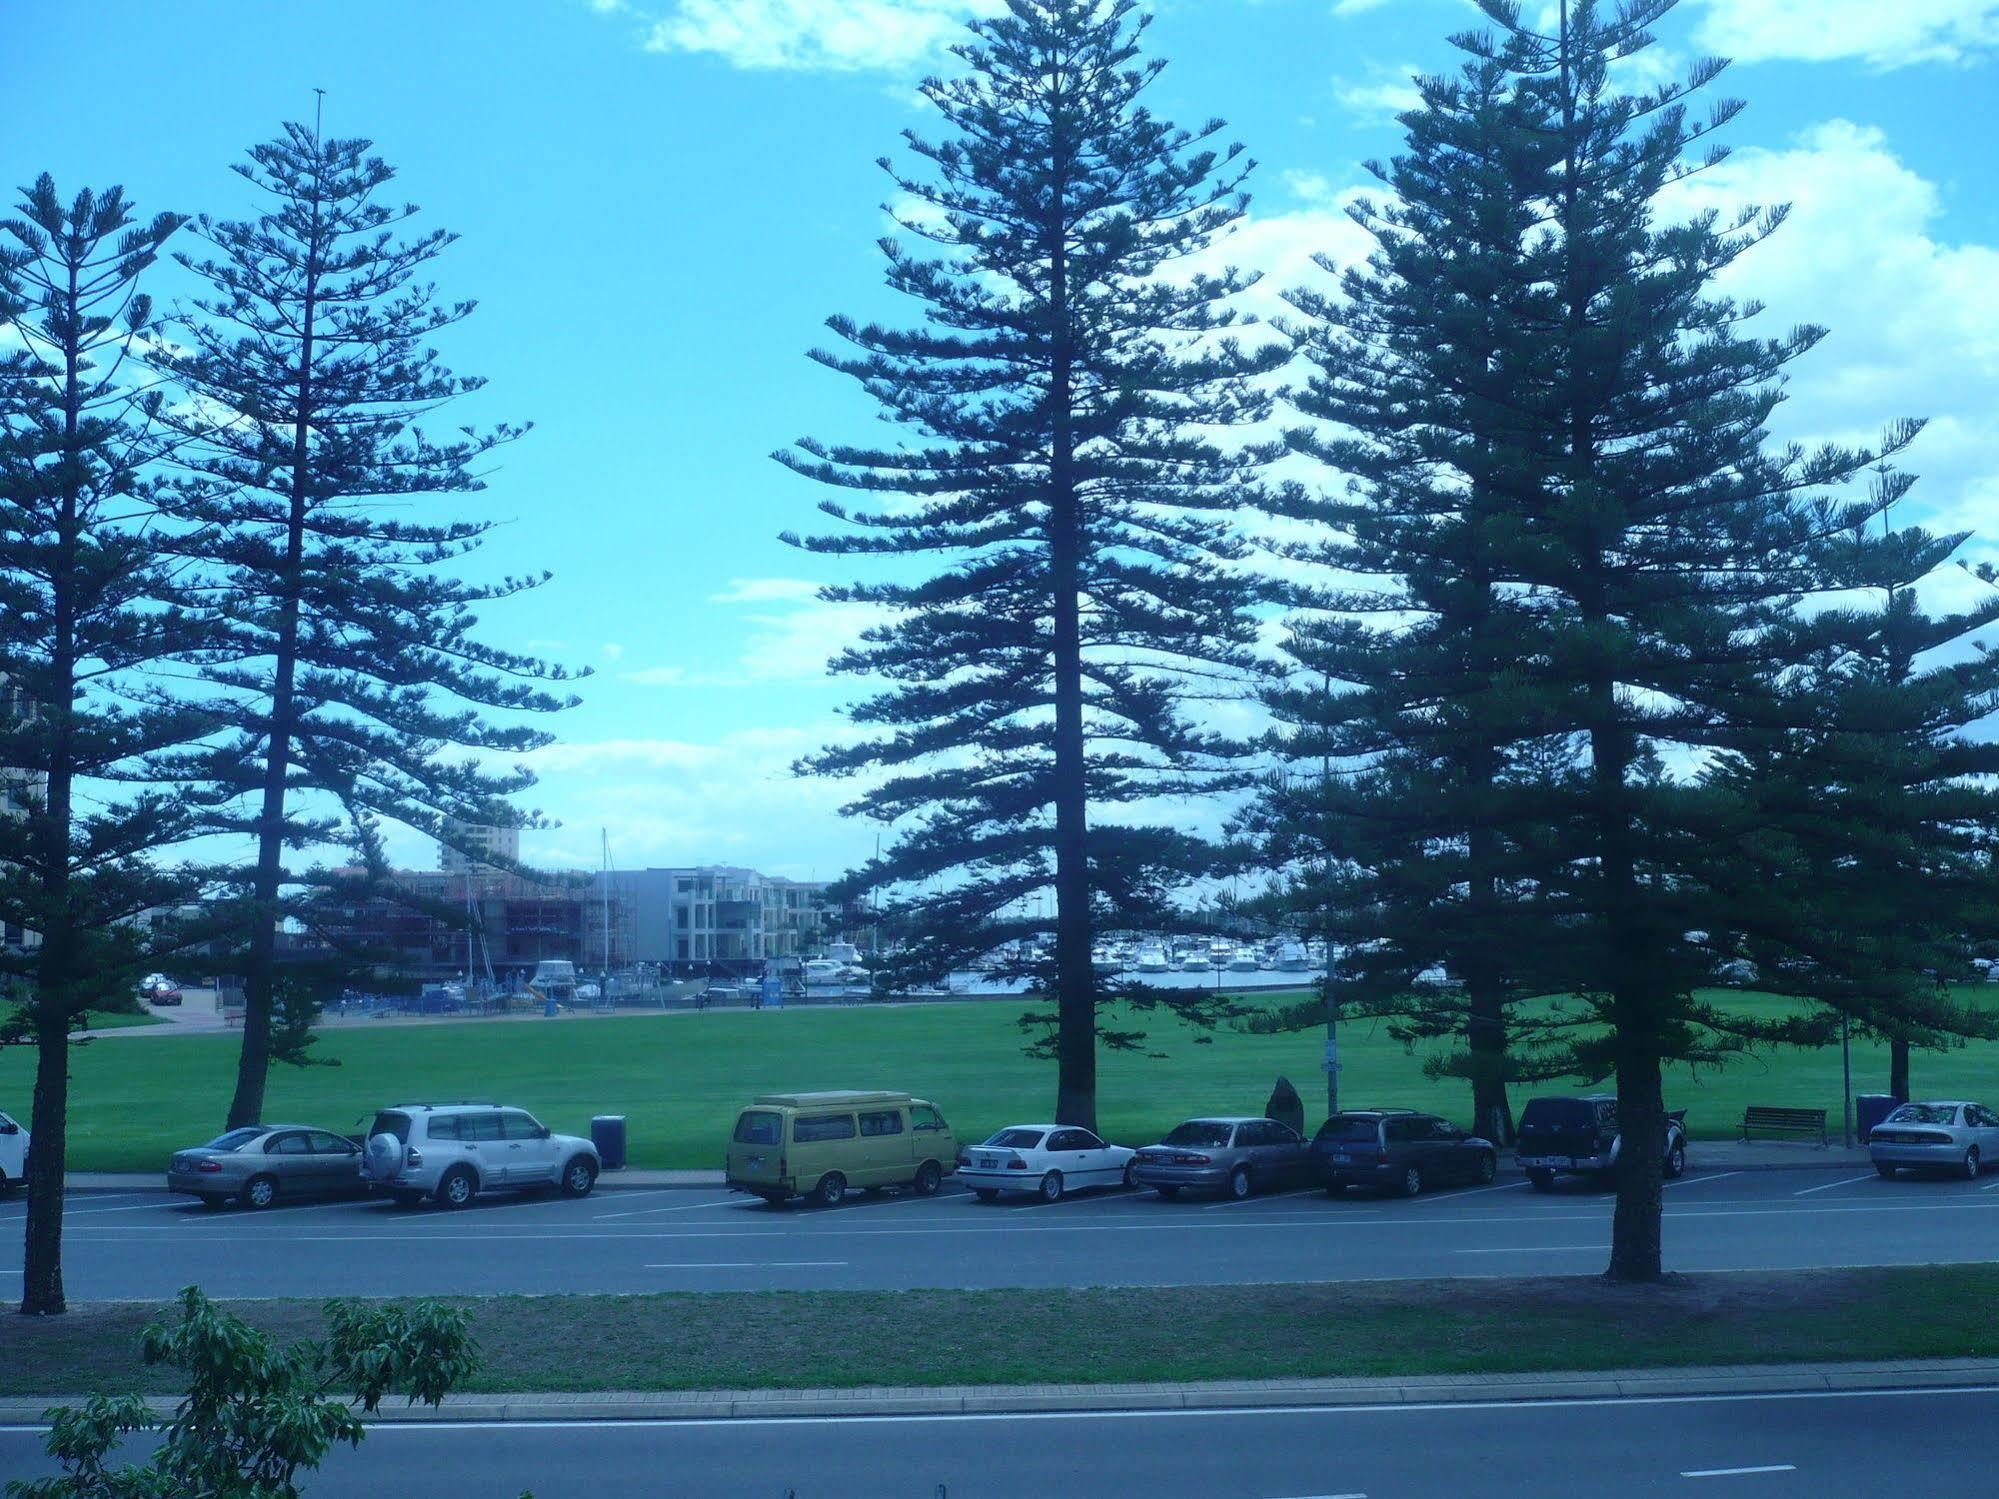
<box><xmin>1607</xmin><ymin>1028</ymin><xmax>1667</xmax><ymax>1284</ymax></box>
<box><xmin>19</xmin><ymin>1012</ymin><xmax>71</xmax><ymax>1315</ymax></box>
<box><xmin>1889</xmin><ymin>1036</ymin><xmax>1910</xmax><ymax>1101</ymax></box>
<box><xmin>227</xmin><ymin>229</ymin><xmax>317</xmax><ymax>1132</ymax></box>
<box><xmin>1467</xmin><ymin>986</ymin><xmax>1513</xmax><ymax>1146</ymax></box>
<box><xmin>1047</xmin><ymin>175</ymin><xmax>1095</xmax><ymax>1132</ymax></box>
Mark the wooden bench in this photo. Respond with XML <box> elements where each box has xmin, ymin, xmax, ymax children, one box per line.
<box><xmin>1739</xmin><ymin>1105</ymin><xmax>1828</xmax><ymax>1146</ymax></box>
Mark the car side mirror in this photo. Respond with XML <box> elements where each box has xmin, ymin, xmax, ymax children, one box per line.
<box><xmin>537</xmin><ymin>1126</ymin><xmax>550</xmax><ymax>1139</ymax></box>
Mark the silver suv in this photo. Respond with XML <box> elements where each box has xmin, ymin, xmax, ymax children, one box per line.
<box><xmin>361</xmin><ymin>1103</ymin><xmax>599</xmax><ymax>1208</ymax></box>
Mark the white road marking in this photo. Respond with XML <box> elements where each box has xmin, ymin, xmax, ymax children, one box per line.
<box><xmin>593</xmin><ymin>1198</ymin><xmax>752</xmax><ymax>1222</ymax></box>
<box><xmin>1793</xmin><ymin>1175</ymin><xmax>1878</xmax><ymax>1197</ymax></box>
<box><xmin>1454</xmin><ymin>1245</ymin><xmax>1601</xmax><ymax>1255</ymax></box>
<box><xmin>1203</xmin><ymin>1189</ymin><xmax>1323</xmax><ymax>1211</ymax></box>
<box><xmin>1666</xmin><ymin>1172</ymin><xmax>1745</xmax><ymax>1190</ymax></box>
<box><xmin>1979</xmin><ymin>1177</ymin><xmax>1999</xmax><ymax>1192</ymax></box>
<box><xmin>1401</xmin><ymin>1180</ymin><xmax>1533</xmax><ymax>1201</ymax></box>
<box><xmin>1680</xmin><ymin>1465</ymin><xmax>1797</xmax><ymax>1479</ymax></box>
<box><xmin>644</xmin><ymin>1261</ymin><xmax>847</xmax><ymax>1269</ymax></box>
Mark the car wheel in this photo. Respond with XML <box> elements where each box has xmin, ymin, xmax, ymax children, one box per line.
<box><xmin>1038</xmin><ymin>1171</ymin><xmax>1064</xmax><ymax>1203</ymax></box>
<box><xmin>242</xmin><ymin>1174</ymin><xmax>278</xmax><ymax>1211</ymax></box>
<box><xmin>912</xmin><ymin>1160</ymin><xmax>943</xmax><ymax>1197</ymax></box>
<box><xmin>391</xmin><ymin>1190</ymin><xmax>425</xmax><ymax>1209</ymax></box>
<box><xmin>813</xmin><ymin>1172</ymin><xmax>847</xmax><ymax>1208</ymax></box>
<box><xmin>1155</xmin><ymin>1185</ymin><xmax>1181</xmax><ymax>1200</ymax></box>
<box><xmin>1963</xmin><ymin>1147</ymin><xmax>1981</xmax><ymax>1181</ymax></box>
<box><xmin>1228</xmin><ymin>1167</ymin><xmax>1251</xmax><ymax>1200</ymax></box>
<box><xmin>560</xmin><ymin>1157</ymin><xmax>598</xmax><ymax>1198</ymax></box>
<box><xmin>0</xmin><ymin>1171</ymin><xmax>14</xmax><ymax>1198</ymax></box>
<box><xmin>1528</xmin><ymin>1168</ymin><xmax>1556</xmax><ymax>1192</ymax></box>
<box><xmin>437</xmin><ymin>1167</ymin><xmax>478</xmax><ymax>1209</ymax></box>
<box><xmin>1399</xmin><ymin>1166</ymin><xmax>1423</xmax><ymax>1198</ymax></box>
<box><xmin>1122</xmin><ymin>1160</ymin><xmax>1137</xmax><ymax>1189</ymax></box>
<box><xmin>1475</xmin><ymin>1151</ymin><xmax>1497</xmax><ymax>1185</ymax></box>
<box><xmin>1664</xmin><ymin>1141</ymin><xmax>1687</xmax><ymax>1180</ymax></box>
<box><xmin>974</xmin><ymin>1188</ymin><xmax>999</xmax><ymax>1202</ymax></box>
<box><xmin>1875</xmin><ymin>1163</ymin><xmax>1898</xmax><ymax>1179</ymax></box>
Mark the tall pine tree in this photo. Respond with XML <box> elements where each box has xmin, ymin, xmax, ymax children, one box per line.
<box><xmin>0</xmin><ymin>178</ymin><xmax>211</xmax><ymax>1315</ymax></box>
<box><xmin>1470</xmin><ymin>0</ymin><xmax>1919</xmax><ymax>1279</ymax></box>
<box><xmin>781</xmin><ymin>0</ymin><xmax>1284</xmax><ymax>1127</ymax></box>
<box><xmin>156</xmin><ymin>121</ymin><xmax>577</xmax><ymax>1130</ymax></box>
<box><xmin>1715</xmin><ymin>505</ymin><xmax>1999</xmax><ymax>1106</ymax></box>
<box><xmin>1252</xmin><ymin>45</ymin><xmax>1573</xmax><ymax>1145</ymax></box>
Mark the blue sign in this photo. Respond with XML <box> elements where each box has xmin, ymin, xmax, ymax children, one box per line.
<box><xmin>762</xmin><ymin>974</ymin><xmax>784</xmax><ymax>1010</ymax></box>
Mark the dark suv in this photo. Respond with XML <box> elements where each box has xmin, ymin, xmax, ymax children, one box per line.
<box><xmin>1311</xmin><ymin>1110</ymin><xmax>1498</xmax><ymax>1197</ymax></box>
<box><xmin>1516</xmin><ymin>1094</ymin><xmax>1687</xmax><ymax>1191</ymax></box>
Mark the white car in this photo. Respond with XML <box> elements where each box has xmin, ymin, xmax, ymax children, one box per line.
<box><xmin>0</xmin><ymin>1110</ymin><xmax>27</xmax><ymax>1194</ymax></box>
<box><xmin>957</xmin><ymin>1124</ymin><xmax>1135</xmax><ymax>1202</ymax></box>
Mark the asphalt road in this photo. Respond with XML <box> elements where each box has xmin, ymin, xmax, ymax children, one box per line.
<box><xmin>4</xmin><ymin>1165</ymin><xmax>1996</xmax><ymax>1299</ymax></box>
<box><xmin>4</xmin><ymin>1388</ymin><xmax>1992</xmax><ymax>1496</ymax></box>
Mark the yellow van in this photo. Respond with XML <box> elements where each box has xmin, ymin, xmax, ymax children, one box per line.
<box><xmin>725</xmin><ymin>1091</ymin><xmax>959</xmax><ymax>1206</ymax></box>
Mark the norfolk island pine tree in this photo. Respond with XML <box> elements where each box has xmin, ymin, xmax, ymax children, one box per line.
<box><xmin>152</xmin><ymin>120</ymin><xmax>579</xmax><ymax>1131</ymax></box>
<box><xmin>778</xmin><ymin>0</ymin><xmax>1286</xmax><ymax>1129</ymax></box>
<box><xmin>1245</xmin><ymin>43</ymin><xmax>1582</xmax><ymax>1146</ymax></box>
<box><xmin>1453</xmin><ymin>0</ymin><xmax>1930</xmax><ymax>1280</ymax></box>
<box><xmin>0</xmin><ymin>179</ymin><xmax>214</xmax><ymax>1316</ymax></box>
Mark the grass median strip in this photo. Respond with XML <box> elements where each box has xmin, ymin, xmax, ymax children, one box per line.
<box><xmin>2</xmin><ymin>1267</ymin><xmax>1996</xmax><ymax>1397</ymax></box>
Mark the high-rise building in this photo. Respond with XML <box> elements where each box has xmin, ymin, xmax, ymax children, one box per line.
<box><xmin>438</xmin><ymin>820</ymin><xmax>520</xmax><ymax>874</ymax></box>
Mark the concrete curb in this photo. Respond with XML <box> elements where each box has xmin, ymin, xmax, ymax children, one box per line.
<box><xmin>4</xmin><ymin>1358</ymin><xmax>1994</xmax><ymax>1426</ymax></box>
<box><xmin>62</xmin><ymin>1150</ymin><xmax>1871</xmax><ymax>1193</ymax></box>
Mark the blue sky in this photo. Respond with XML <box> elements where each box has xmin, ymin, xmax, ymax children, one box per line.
<box><xmin>12</xmin><ymin>0</ymin><xmax>1999</xmax><ymax>881</ymax></box>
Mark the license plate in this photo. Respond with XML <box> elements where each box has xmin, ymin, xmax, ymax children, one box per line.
<box><xmin>979</xmin><ymin>1155</ymin><xmax>999</xmax><ymax>1168</ymax></box>
<box><xmin>172</xmin><ymin>1159</ymin><xmax>191</xmax><ymax>1172</ymax></box>
<box><xmin>745</xmin><ymin>1156</ymin><xmax>764</xmax><ymax>1169</ymax></box>
<box><xmin>1331</xmin><ymin>1153</ymin><xmax>1351</xmax><ymax>1165</ymax></box>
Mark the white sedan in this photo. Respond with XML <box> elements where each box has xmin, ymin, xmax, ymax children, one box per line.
<box><xmin>0</xmin><ymin>1110</ymin><xmax>27</xmax><ymax>1195</ymax></box>
<box><xmin>957</xmin><ymin>1125</ymin><xmax>1135</xmax><ymax>1202</ymax></box>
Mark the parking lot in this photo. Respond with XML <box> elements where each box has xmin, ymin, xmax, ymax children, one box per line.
<box><xmin>6</xmin><ymin>1164</ymin><xmax>1996</xmax><ymax>1300</ymax></box>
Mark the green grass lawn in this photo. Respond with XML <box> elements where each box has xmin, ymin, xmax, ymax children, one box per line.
<box><xmin>1</xmin><ymin>1004</ymin><xmax>162</xmax><ymax>1034</ymax></box>
<box><xmin>3</xmin><ymin>985</ymin><xmax>1996</xmax><ymax>1172</ymax></box>
<box><xmin>3</xmin><ymin>1268</ymin><xmax>1994</xmax><ymax>1396</ymax></box>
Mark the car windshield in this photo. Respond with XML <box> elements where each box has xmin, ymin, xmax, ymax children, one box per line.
<box><xmin>985</xmin><ymin>1129</ymin><xmax>1046</xmax><ymax>1150</ymax></box>
<box><xmin>733</xmin><ymin>1112</ymin><xmax>781</xmax><ymax>1145</ymax></box>
<box><xmin>1886</xmin><ymin>1104</ymin><xmax>1959</xmax><ymax>1125</ymax></box>
<box><xmin>1162</xmin><ymin>1122</ymin><xmax>1234</xmax><ymax>1149</ymax></box>
<box><xmin>1314</xmin><ymin>1117</ymin><xmax>1381</xmax><ymax>1144</ymax></box>
<box><xmin>202</xmin><ymin>1128</ymin><xmax>266</xmax><ymax>1152</ymax></box>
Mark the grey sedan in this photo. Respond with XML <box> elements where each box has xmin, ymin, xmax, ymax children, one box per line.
<box><xmin>1131</xmin><ymin>1117</ymin><xmax>1313</xmax><ymax>1200</ymax></box>
<box><xmin>1870</xmin><ymin>1101</ymin><xmax>1999</xmax><ymax>1180</ymax></box>
<box><xmin>168</xmin><ymin>1125</ymin><xmax>368</xmax><ymax>1209</ymax></box>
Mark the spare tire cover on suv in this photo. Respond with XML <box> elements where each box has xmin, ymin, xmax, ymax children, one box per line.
<box><xmin>363</xmin><ymin>1133</ymin><xmax>404</xmax><ymax>1183</ymax></box>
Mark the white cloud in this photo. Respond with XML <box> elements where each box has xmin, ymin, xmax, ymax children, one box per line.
<box><xmin>1331</xmin><ymin>0</ymin><xmax>1391</xmax><ymax>13</ymax></box>
<box><xmin>643</xmin><ymin>0</ymin><xmax>1002</xmax><ymax>72</ymax></box>
<box><xmin>709</xmin><ymin>577</ymin><xmax>823</xmax><ymax>604</ymax></box>
<box><xmin>1665</xmin><ymin>119</ymin><xmax>1999</xmax><ymax>563</ymax></box>
<box><xmin>1333</xmin><ymin>62</ymin><xmax>1423</xmax><ymax>119</ymax></box>
<box><xmin>1695</xmin><ymin>0</ymin><xmax>1999</xmax><ymax>67</ymax></box>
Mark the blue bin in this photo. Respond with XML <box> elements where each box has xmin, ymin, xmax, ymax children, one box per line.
<box><xmin>1854</xmin><ymin>1094</ymin><xmax>1901</xmax><ymax>1140</ymax></box>
<box><xmin>591</xmin><ymin>1115</ymin><xmax>627</xmax><ymax>1171</ymax></box>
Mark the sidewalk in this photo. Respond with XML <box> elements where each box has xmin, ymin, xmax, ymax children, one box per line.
<box><xmin>60</xmin><ymin>1139</ymin><xmax>1870</xmax><ymax>1193</ymax></box>
<box><xmin>2</xmin><ymin>1356</ymin><xmax>1992</xmax><ymax>1426</ymax></box>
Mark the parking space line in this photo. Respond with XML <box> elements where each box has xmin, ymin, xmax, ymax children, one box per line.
<box><xmin>1202</xmin><ymin>1189</ymin><xmax>1323</xmax><ymax>1211</ymax></box>
<box><xmin>593</xmin><ymin>1198</ymin><xmax>752</xmax><ymax>1222</ymax></box>
<box><xmin>1982</xmin><ymin>1178</ymin><xmax>1999</xmax><ymax>1191</ymax></box>
<box><xmin>1666</xmin><ymin>1172</ymin><xmax>1744</xmax><ymax>1190</ymax></box>
<box><xmin>1395</xmin><ymin>1180</ymin><xmax>1533</xmax><ymax>1203</ymax></box>
<box><xmin>1680</xmin><ymin>1464</ymin><xmax>1796</xmax><ymax>1479</ymax></box>
<box><xmin>1793</xmin><ymin>1174</ymin><xmax>1878</xmax><ymax>1197</ymax></box>
<box><xmin>1454</xmin><ymin>1245</ymin><xmax>1601</xmax><ymax>1255</ymax></box>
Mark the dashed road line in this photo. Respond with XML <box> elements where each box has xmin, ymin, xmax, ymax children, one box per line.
<box><xmin>1666</xmin><ymin>1172</ymin><xmax>1745</xmax><ymax>1190</ymax></box>
<box><xmin>1680</xmin><ymin>1464</ymin><xmax>1796</xmax><ymax>1479</ymax></box>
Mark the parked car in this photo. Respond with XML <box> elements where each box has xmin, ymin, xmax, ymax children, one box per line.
<box><xmin>147</xmin><ymin>976</ymin><xmax>182</xmax><ymax>1006</ymax></box>
<box><xmin>359</xmin><ymin>1103</ymin><xmax>600</xmax><ymax>1208</ymax></box>
<box><xmin>1131</xmin><ymin>1117</ymin><xmax>1312</xmax><ymax>1201</ymax></box>
<box><xmin>0</xmin><ymin>1109</ymin><xmax>26</xmax><ymax>1195</ymax></box>
<box><xmin>1870</xmin><ymin>1100</ymin><xmax>1999</xmax><ymax>1179</ymax></box>
<box><xmin>167</xmin><ymin>1125</ymin><xmax>367</xmax><ymax>1210</ymax></box>
<box><xmin>957</xmin><ymin>1125</ymin><xmax>1136</xmax><ymax>1202</ymax></box>
<box><xmin>1516</xmin><ymin>1094</ymin><xmax>1687</xmax><ymax>1191</ymax></box>
<box><xmin>1312</xmin><ymin>1110</ymin><xmax>1498</xmax><ymax>1197</ymax></box>
<box><xmin>725</xmin><ymin>1091</ymin><xmax>958</xmax><ymax>1207</ymax></box>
